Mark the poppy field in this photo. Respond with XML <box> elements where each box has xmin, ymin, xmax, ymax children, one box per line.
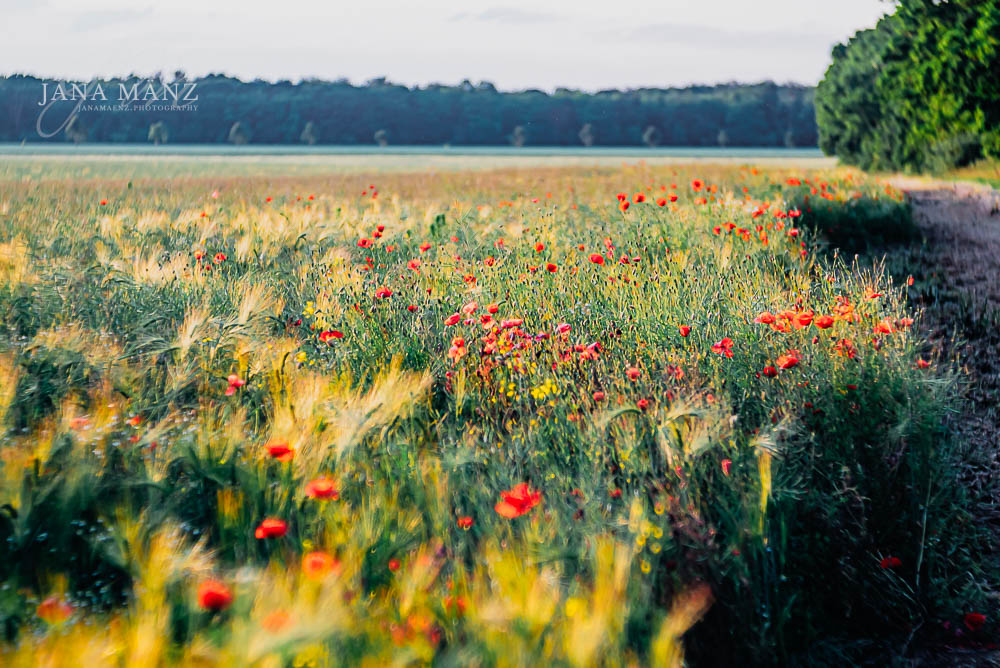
<box><xmin>0</xmin><ymin>162</ymin><xmax>992</xmax><ymax>665</ymax></box>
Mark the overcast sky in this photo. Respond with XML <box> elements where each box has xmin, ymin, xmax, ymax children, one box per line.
<box><xmin>0</xmin><ymin>0</ymin><xmax>891</xmax><ymax>90</ymax></box>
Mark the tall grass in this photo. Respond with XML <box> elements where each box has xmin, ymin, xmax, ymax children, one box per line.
<box><xmin>0</xmin><ymin>163</ymin><xmax>991</xmax><ymax>665</ymax></box>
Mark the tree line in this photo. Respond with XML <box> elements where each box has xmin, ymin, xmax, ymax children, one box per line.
<box><xmin>816</xmin><ymin>0</ymin><xmax>1000</xmax><ymax>172</ymax></box>
<box><xmin>0</xmin><ymin>74</ymin><xmax>818</xmax><ymax>147</ymax></box>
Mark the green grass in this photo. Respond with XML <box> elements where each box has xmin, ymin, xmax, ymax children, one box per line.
<box><xmin>0</xmin><ymin>161</ymin><xmax>991</xmax><ymax>666</ymax></box>
<box><xmin>947</xmin><ymin>159</ymin><xmax>1000</xmax><ymax>189</ymax></box>
<box><xmin>0</xmin><ymin>148</ymin><xmax>836</xmax><ymax>182</ymax></box>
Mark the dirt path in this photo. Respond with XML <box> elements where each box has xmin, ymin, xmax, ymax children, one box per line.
<box><xmin>888</xmin><ymin>178</ymin><xmax>1000</xmax><ymax>459</ymax></box>
<box><xmin>890</xmin><ymin>178</ymin><xmax>1000</xmax><ymax>305</ymax></box>
<box><xmin>887</xmin><ymin>178</ymin><xmax>1000</xmax><ymax>667</ymax></box>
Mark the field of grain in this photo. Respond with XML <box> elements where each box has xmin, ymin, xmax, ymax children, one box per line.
<box><xmin>0</xmin><ymin>158</ymin><xmax>990</xmax><ymax>665</ymax></box>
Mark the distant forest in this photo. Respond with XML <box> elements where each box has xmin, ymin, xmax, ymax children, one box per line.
<box><xmin>0</xmin><ymin>74</ymin><xmax>817</xmax><ymax>147</ymax></box>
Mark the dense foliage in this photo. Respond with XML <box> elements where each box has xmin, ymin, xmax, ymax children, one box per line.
<box><xmin>816</xmin><ymin>0</ymin><xmax>1000</xmax><ymax>172</ymax></box>
<box><xmin>0</xmin><ymin>159</ymin><xmax>992</xmax><ymax>665</ymax></box>
<box><xmin>0</xmin><ymin>75</ymin><xmax>818</xmax><ymax>147</ymax></box>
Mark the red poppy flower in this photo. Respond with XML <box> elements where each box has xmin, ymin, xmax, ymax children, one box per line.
<box><xmin>302</xmin><ymin>551</ymin><xmax>339</xmax><ymax>580</ymax></box>
<box><xmin>625</xmin><ymin>367</ymin><xmax>641</xmax><ymax>381</ymax></box>
<box><xmin>261</xmin><ymin>610</ymin><xmax>291</xmax><ymax>633</ymax></box>
<box><xmin>534</xmin><ymin>242</ymin><xmax>545</xmax><ymax>252</ymax></box>
<box><xmin>319</xmin><ymin>330</ymin><xmax>344</xmax><ymax>344</ymax></box>
<box><xmin>873</xmin><ymin>319</ymin><xmax>896</xmax><ymax>335</ymax></box>
<box><xmin>213</xmin><ymin>252</ymin><xmax>227</xmax><ymax>264</ymax></box>
<box><xmin>225</xmin><ymin>374</ymin><xmax>245</xmax><ymax>396</ymax></box>
<box><xmin>762</xmin><ymin>366</ymin><xmax>778</xmax><ymax>378</ymax></box>
<box><xmin>879</xmin><ymin>556</ymin><xmax>902</xmax><ymax>569</ymax></box>
<box><xmin>254</xmin><ymin>518</ymin><xmax>288</xmax><ymax>539</ymax></box>
<box><xmin>99</xmin><ymin>199</ymin><xmax>108</xmax><ymax>206</ymax></box>
<box><xmin>36</xmin><ymin>597</ymin><xmax>73</xmax><ymax>624</ymax></box>
<box><xmin>776</xmin><ymin>351</ymin><xmax>800</xmax><ymax>369</ymax></box>
<box><xmin>593</xmin><ymin>391</ymin><xmax>605</xmax><ymax>402</ymax></box>
<box><xmin>916</xmin><ymin>359</ymin><xmax>930</xmax><ymax>369</ymax></box>
<box><xmin>304</xmin><ymin>477</ymin><xmax>339</xmax><ymax>500</ymax></box>
<box><xmin>619</xmin><ymin>201</ymin><xmax>629</xmax><ymax>212</ymax></box>
<box><xmin>457</xmin><ymin>516</ymin><xmax>474</xmax><ymax>530</ymax></box>
<box><xmin>637</xmin><ymin>398</ymin><xmax>649</xmax><ymax>411</ymax></box>
<box><xmin>678</xmin><ymin>325</ymin><xmax>691</xmax><ymax>337</ymax></box>
<box><xmin>388</xmin><ymin>558</ymin><xmax>401</xmax><ymax>572</ymax></box>
<box><xmin>445</xmin><ymin>595</ymin><xmax>467</xmax><ymax>616</ymax></box>
<box><xmin>266</xmin><ymin>440</ymin><xmax>294</xmax><ymax>462</ymax></box>
<box><xmin>69</xmin><ymin>416</ymin><xmax>90</xmax><ymax>430</ymax></box>
<box><xmin>721</xmin><ymin>458</ymin><xmax>732</xmax><ymax>476</ymax></box>
<box><xmin>495</xmin><ymin>483</ymin><xmax>541</xmax><ymax>519</ymax></box>
<box><xmin>814</xmin><ymin>315</ymin><xmax>834</xmax><ymax>329</ymax></box>
<box><xmin>407</xmin><ymin>305</ymin><xmax>418</xmax><ymax>312</ymax></box>
<box><xmin>197</xmin><ymin>579</ymin><xmax>233</xmax><ymax>611</ymax></box>
<box><xmin>589</xmin><ymin>253</ymin><xmax>605</xmax><ymax>265</ymax></box>
<box><xmin>656</xmin><ymin>197</ymin><xmax>667</xmax><ymax>207</ymax></box>
<box><xmin>754</xmin><ymin>312</ymin><xmax>775</xmax><ymax>325</ymax></box>
<box><xmin>964</xmin><ymin>612</ymin><xmax>986</xmax><ymax>632</ymax></box>
<box><xmin>444</xmin><ymin>313</ymin><xmax>461</xmax><ymax>326</ymax></box>
<box><xmin>375</xmin><ymin>287</ymin><xmax>393</xmax><ymax>299</ymax></box>
<box><xmin>711</xmin><ymin>338</ymin><xmax>734</xmax><ymax>358</ymax></box>
<box><xmin>546</xmin><ymin>263</ymin><xmax>558</xmax><ymax>273</ymax></box>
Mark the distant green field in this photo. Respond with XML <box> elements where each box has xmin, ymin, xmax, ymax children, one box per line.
<box><xmin>0</xmin><ymin>144</ymin><xmax>833</xmax><ymax>181</ymax></box>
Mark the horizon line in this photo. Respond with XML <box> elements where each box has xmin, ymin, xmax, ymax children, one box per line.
<box><xmin>3</xmin><ymin>72</ymin><xmax>818</xmax><ymax>95</ymax></box>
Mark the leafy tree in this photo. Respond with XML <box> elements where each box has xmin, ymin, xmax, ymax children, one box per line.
<box><xmin>148</xmin><ymin>121</ymin><xmax>169</xmax><ymax>145</ymax></box>
<box><xmin>0</xmin><ymin>75</ymin><xmax>820</xmax><ymax>147</ymax></box>
<box><xmin>642</xmin><ymin>125</ymin><xmax>660</xmax><ymax>147</ymax></box>
<box><xmin>228</xmin><ymin>121</ymin><xmax>250</xmax><ymax>145</ymax></box>
<box><xmin>509</xmin><ymin>125</ymin><xmax>526</xmax><ymax>147</ymax></box>
<box><xmin>816</xmin><ymin>0</ymin><xmax>1000</xmax><ymax>171</ymax></box>
<box><xmin>64</xmin><ymin>115</ymin><xmax>86</xmax><ymax>144</ymax></box>
<box><xmin>300</xmin><ymin>121</ymin><xmax>318</xmax><ymax>145</ymax></box>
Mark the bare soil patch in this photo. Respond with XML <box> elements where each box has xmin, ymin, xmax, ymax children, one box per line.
<box><xmin>888</xmin><ymin>178</ymin><xmax>1000</xmax><ymax>667</ymax></box>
